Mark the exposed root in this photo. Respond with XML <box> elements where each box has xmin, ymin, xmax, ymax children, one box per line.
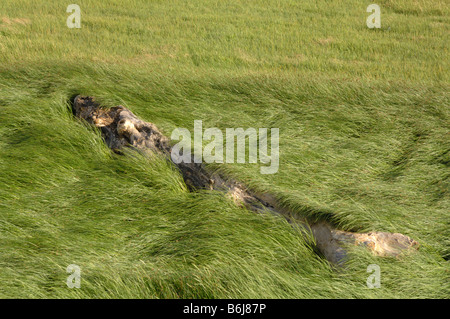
<box><xmin>72</xmin><ymin>95</ymin><xmax>419</xmax><ymax>265</ymax></box>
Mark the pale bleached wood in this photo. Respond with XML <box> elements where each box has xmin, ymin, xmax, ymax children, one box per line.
<box><xmin>73</xmin><ymin>95</ymin><xmax>419</xmax><ymax>265</ymax></box>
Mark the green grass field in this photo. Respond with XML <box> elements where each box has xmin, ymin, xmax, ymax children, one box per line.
<box><xmin>0</xmin><ymin>0</ymin><xmax>448</xmax><ymax>298</ymax></box>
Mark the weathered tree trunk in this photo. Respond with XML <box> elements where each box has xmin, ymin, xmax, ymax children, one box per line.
<box><xmin>72</xmin><ymin>95</ymin><xmax>419</xmax><ymax>265</ymax></box>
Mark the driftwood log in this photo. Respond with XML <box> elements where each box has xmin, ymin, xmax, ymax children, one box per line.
<box><xmin>72</xmin><ymin>95</ymin><xmax>419</xmax><ymax>265</ymax></box>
